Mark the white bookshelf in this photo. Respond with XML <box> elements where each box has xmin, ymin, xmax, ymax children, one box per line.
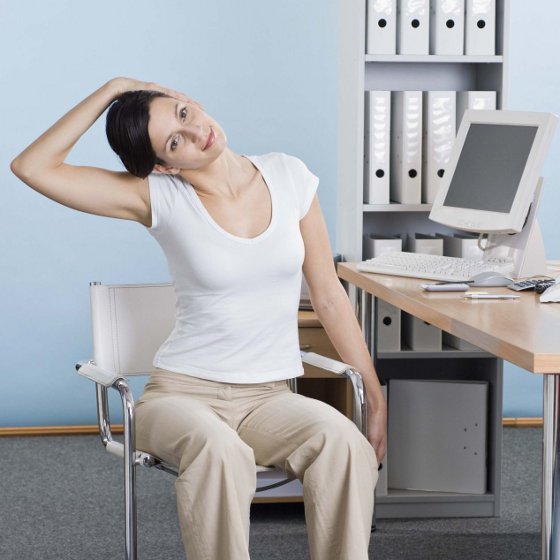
<box><xmin>336</xmin><ymin>0</ymin><xmax>509</xmax><ymax>519</ymax></box>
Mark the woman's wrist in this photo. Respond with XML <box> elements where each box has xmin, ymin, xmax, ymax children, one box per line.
<box><xmin>105</xmin><ymin>77</ymin><xmax>133</xmax><ymax>99</ymax></box>
<box><xmin>366</xmin><ymin>384</ymin><xmax>387</xmax><ymax>412</ymax></box>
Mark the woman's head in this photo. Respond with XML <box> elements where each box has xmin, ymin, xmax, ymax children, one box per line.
<box><xmin>106</xmin><ymin>90</ymin><xmax>168</xmax><ymax>178</ymax></box>
<box><xmin>106</xmin><ymin>90</ymin><xmax>226</xmax><ymax>178</ymax></box>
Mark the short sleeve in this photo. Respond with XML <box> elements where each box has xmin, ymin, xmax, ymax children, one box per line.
<box><xmin>146</xmin><ymin>173</ymin><xmax>180</xmax><ymax>231</ymax></box>
<box><xmin>285</xmin><ymin>155</ymin><xmax>319</xmax><ymax>219</ymax></box>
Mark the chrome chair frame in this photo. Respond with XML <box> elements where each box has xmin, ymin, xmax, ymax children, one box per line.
<box><xmin>76</xmin><ymin>282</ymin><xmax>368</xmax><ymax>560</ymax></box>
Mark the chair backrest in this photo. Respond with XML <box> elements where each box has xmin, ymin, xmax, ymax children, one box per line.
<box><xmin>90</xmin><ymin>283</ymin><xmax>176</xmax><ymax>375</ymax></box>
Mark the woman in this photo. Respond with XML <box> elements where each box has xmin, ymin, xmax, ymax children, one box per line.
<box><xmin>11</xmin><ymin>77</ymin><xmax>387</xmax><ymax>560</ymax></box>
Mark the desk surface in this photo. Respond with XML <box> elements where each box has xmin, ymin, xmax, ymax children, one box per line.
<box><xmin>338</xmin><ymin>262</ymin><xmax>560</xmax><ymax>374</ymax></box>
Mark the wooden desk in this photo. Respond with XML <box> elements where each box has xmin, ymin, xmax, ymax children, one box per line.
<box><xmin>338</xmin><ymin>262</ymin><xmax>560</xmax><ymax>560</ymax></box>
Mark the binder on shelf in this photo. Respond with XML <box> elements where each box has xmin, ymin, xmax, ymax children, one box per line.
<box><xmin>388</xmin><ymin>379</ymin><xmax>488</xmax><ymax>494</ymax></box>
<box><xmin>456</xmin><ymin>90</ymin><xmax>497</xmax><ymax>128</ymax></box>
<box><xmin>422</xmin><ymin>91</ymin><xmax>456</xmax><ymax>204</ymax></box>
<box><xmin>402</xmin><ymin>312</ymin><xmax>442</xmax><ymax>351</ymax></box>
<box><xmin>407</xmin><ymin>233</ymin><xmax>444</xmax><ymax>255</ymax></box>
<box><xmin>364</xmin><ymin>91</ymin><xmax>391</xmax><ymax>204</ymax></box>
<box><xmin>465</xmin><ymin>0</ymin><xmax>496</xmax><ymax>56</ymax></box>
<box><xmin>364</xmin><ymin>234</ymin><xmax>402</xmax><ymax>259</ymax></box>
<box><xmin>443</xmin><ymin>331</ymin><xmax>482</xmax><ymax>351</ymax></box>
<box><xmin>437</xmin><ymin>233</ymin><xmax>484</xmax><ymax>260</ymax></box>
<box><xmin>376</xmin><ymin>385</ymin><xmax>389</xmax><ymax>496</ymax></box>
<box><xmin>429</xmin><ymin>0</ymin><xmax>464</xmax><ymax>55</ymax></box>
<box><xmin>397</xmin><ymin>0</ymin><xmax>429</xmax><ymax>55</ymax></box>
<box><xmin>366</xmin><ymin>0</ymin><xmax>397</xmax><ymax>55</ymax></box>
<box><xmin>391</xmin><ymin>91</ymin><xmax>423</xmax><ymax>204</ymax></box>
<box><xmin>376</xmin><ymin>299</ymin><xmax>401</xmax><ymax>353</ymax></box>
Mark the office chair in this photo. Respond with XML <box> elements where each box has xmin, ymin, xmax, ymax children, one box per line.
<box><xmin>75</xmin><ymin>282</ymin><xmax>368</xmax><ymax>560</ymax></box>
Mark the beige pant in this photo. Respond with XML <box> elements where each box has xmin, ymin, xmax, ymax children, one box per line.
<box><xmin>136</xmin><ymin>368</ymin><xmax>378</xmax><ymax>560</ymax></box>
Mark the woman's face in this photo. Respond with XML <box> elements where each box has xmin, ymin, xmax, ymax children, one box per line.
<box><xmin>147</xmin><ymin>96</ymin><xmax>227</xmax><ymax>172</ymax></box>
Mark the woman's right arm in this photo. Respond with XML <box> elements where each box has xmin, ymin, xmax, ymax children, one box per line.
<box><xmin>11</xmin><ymin>78</ymin><xmax>168</xmax><ymax>226</ymax></box>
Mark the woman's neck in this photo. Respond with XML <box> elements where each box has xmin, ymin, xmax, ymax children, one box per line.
<box><xmin>179</xmin><ymin>149</ymin><xmax>254</xmax><ymax>199</ymax></box>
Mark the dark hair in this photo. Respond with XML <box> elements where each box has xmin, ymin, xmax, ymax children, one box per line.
<box><xmin>106</xmin><ymin>90</ymin><xmax>168</xmax><ymax>178</ymax></box>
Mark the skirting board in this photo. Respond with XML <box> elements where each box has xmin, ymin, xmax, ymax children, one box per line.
<box><xmin>0</xmin><ymin>418</ymin><xmax>544</xmax><ymax>437</ymax></box>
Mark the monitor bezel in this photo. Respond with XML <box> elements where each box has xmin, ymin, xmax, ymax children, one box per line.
<box><xmin>429</xmin><ymin>109</ymin><xmax>558</xmax><ymax>234</ymax></box>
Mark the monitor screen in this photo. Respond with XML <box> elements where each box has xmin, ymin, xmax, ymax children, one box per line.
<box><xmin>429</xmin><ymin>110</ymin><xmax>557</xmax><ymax>234</ymax></box>
<box><xmin>443</xmin><ymin>124</ymin><xmax>538</xmax><ymax>213</ymax></box>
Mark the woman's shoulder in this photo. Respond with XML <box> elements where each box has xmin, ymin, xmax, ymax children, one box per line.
<box><xmin>147</xmin><ymin>171</ymin><xmax>187</xmax><ymax>188</ymax></box>
<box><xmin>247</xmin><ymin>152</ymin><xmax>306</xmax><ymax>173</ymax></box>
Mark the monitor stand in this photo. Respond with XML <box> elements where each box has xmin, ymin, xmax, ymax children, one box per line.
<box><xmin>483</xmin><ymin>177</ymin><xmax>547</xmax><ymax>279</ymax></box>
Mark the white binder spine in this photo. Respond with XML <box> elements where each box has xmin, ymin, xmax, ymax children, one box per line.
<box><xmin>456</xmin><ymin>90</ymin><xmax>496</xmax><ymax>128</ymax></box>
<box><xmin>465</xmin><ymin>0</ymin><xmax>496</xmax><ymax>55</ymax></box>
<box><xmin>376</xmin><ymin>299</ymin><xmax>401</xmax><ymax>353</ymax></box>
<box><xmin>366</xmin><ymin>0</ymin><xmax>397</xmax><ymax>55</ymax></box>
<box><xmin>422</xmin><ymin>90</ymin><xmax>456</xmax><ymax>204</ymax></box>
<box><xmin>430</xmin><ymin>0</ymin><xmax>465</xmax><ymax>55</ymax></box>
<box><xmin>365</xmin><ymin>91</ymin><xmax>391</xmax><ymax>204</ymax></box>
<box><xmin>397</xmin><ymin>0</ymin><xmax>429</xmax><ymax>55</ymax></box>
<box><xmin>391</xmin><ymin>91</ymin><xmax>422</xmax><ymax>204</ymax></box>
<box><xmin>403</xmin><ymin>233</ymin><xmax>443</xmax><ymax>351</ymax></box>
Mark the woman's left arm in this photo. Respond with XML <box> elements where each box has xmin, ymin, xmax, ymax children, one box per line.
<box><xmin>300</xmin><ymin>196</ymin><xmax>387</xmax><ymax>462</ymax></box>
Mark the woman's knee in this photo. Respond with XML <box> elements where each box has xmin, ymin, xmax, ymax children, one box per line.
<box><xmin>288</xmin><ymin>407</ymin><xmax>375</xmax><ymax>475</ymax></box>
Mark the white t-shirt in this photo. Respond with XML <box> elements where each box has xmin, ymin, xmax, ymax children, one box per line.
<box><xmin>146</xmin><ymin>152</ymin><xmax>319</xmax><ymax>383</ymax></box>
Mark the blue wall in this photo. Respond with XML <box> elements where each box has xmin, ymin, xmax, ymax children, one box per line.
<box><xmin>0</xmin><ymin>0</ymin><xmax>558</xmax><ymax>426</ymax></box>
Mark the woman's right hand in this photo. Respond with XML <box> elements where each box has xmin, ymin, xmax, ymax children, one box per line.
<box><xmin>108</xmin><ymin>77</ymin><xmax>203</xmax><ymax>110</ymax></box>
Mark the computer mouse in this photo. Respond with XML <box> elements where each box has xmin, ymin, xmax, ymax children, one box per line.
<box><xmin>469</xmin><ymin>271</ymin><xmax>514</xmax><ymax>287</ymax></box>
<box><xmin>540</xmin><ymin>281</ymin><xmax>560</xmax><ymax>303</ymax></box>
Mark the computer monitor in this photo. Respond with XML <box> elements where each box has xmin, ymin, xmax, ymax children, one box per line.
<box><xmin>429</xmin><ymin>109</ymin><xmax>558</xmax><ymax>234</ymax></box>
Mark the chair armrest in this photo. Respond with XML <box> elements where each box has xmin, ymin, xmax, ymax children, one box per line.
<box><xmin>300</xmin><ymin>351</ymin><xmax>353</xmax><ymax>376</ymax></box>
<box><xmin>301</xmin><ymin>351</ymin><xmax>367</xmax><ymax>435</ymax></box>
<box><xmin>75</xmin><ymin>361</ymin><xmax>123</xmax><ymax>387</ymax></box>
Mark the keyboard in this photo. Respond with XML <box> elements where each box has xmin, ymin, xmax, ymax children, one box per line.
<box><xmin>357</xmin><ymin>251</ymin><xmax>514</xmax><ymax>282</ymax></box>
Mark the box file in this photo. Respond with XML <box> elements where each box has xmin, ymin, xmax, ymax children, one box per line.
<box><xmin>388</xmin><ymin>379</ymin><xmax>488</xmax><ymax>494</ymax></box>
<box><xmin>430</xmin><ymin>0</ymin><xmax>464</xmax><ymax>55</ymax></box>
<box><xmin>364</xmin><ymin>234</ymin><xmax>402</xmax><ymax>259</ymax></box>
<box><xmin>364</xmin><ymin>91</ymin><xmax>391</xmax><ymax>204</ymax></box>
<box><xmin>422</xmin><ymin>91</ymin><xmax>456</xmax><ymax>204</ymax></box>
<box><xmin>465</xmin><ymin>0</ymin><xmax>496</xmax><ymax>55</ymax></box>
<box><xmin>402</xmin><ymin>312</ymin><xmax>442</xmax><ymax>351</ymax></box>
<box><xmin>391</xmin><ymin>91</ymin><xmax>423</xmax><ymax>204</ymax></box>
<box><xmin>376</xmin><ymin>299</ymin><xmax>401</xmax><ymax>352</ymax></box>
<box><xmin>402</xmin><ymin>232</ymin><xmax>442</xmax><ymax>352</ymax></box>
<box><xmin>366</xmin><ymin>0</ymin><xmax>397</xmax><ymax>55</ymax></box>
<box><xmin>456</xmin><ymin>90</ymin><xmax>496</xmax><ymax>128</ymax></box>
<box><xmin>397</xmin><ymin>0</ymin><xmax>429</xmax><ymax>55</ymax></box>
<box><xmin>438</xmin><ymin>232</ymin><xmax>482</xmax><ymax>351</ymax></box>
<box><xmin>407</xmin><ymin>233</ymin><xmax>444</xmax><ymax>255</ymax></box>
<box><xmin>437</xmin><ymin>232</ymin><xmax>484</xmax><ymax>260</ymax></box>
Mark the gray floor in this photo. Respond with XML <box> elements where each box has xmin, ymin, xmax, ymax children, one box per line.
<box><xmin>0</xmin><ymin>428</ymin><xmax>542</xmax><ymax>559</ymax></box>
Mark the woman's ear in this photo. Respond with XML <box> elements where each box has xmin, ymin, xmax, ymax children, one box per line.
<box><xmin>153</xmin><ymin>163</ymin><xmax>181</xmax><ymax>175</ymax></box>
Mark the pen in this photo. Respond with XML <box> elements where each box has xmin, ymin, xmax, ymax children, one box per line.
<box><xmin>463</xmin><ymin>293</ymin><xmax>520</xmax><ymax>300</ymax></box>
